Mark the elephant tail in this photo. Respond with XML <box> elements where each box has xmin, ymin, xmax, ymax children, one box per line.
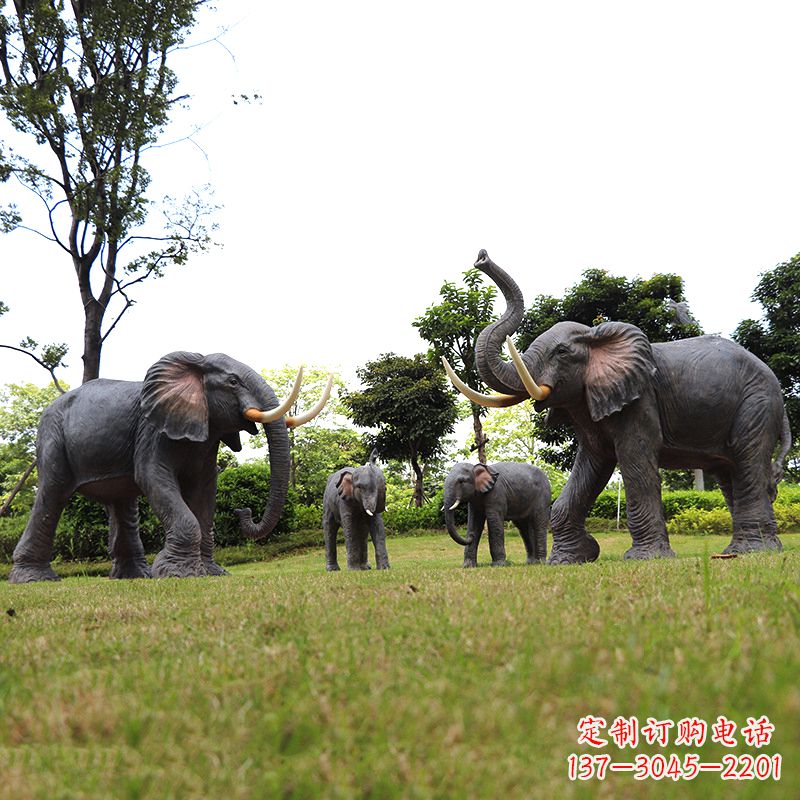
<box><xmin>771</xmin><ymin>411</ymin><xmax>792</xmax><ymax>491</ymax></box>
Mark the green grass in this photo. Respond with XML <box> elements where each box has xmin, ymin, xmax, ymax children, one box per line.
<box><xmin>0</xmin><ymin>532</ymin><xmax>798</xmax><ymax>799</ymax></box>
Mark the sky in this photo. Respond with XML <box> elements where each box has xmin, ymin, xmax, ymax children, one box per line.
<box><xmin>2</xmin><ymin>1</ymin><xmax>800</xmax><ymax>399</ymax></box>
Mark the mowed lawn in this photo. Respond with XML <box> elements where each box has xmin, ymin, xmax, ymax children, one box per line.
<box><xmin>1</xmin><ymin>532</ymin><xmax>798</xmax><ymax>800</ymax></box>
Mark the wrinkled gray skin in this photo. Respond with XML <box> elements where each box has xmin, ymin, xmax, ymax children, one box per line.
<box><xmin>473</xmin><ymin>250</ymin><xmax>792</xmax><ymax>564</ymax></box>
<box><xmin>443</xmin><ymin>461</ymin><xmax>551</xmax><ymax>568</ymax></box>
<box><xmin>323</xmin><ymin>451</ymin><xmax>389</xmax><ymax>571</ymax></box>
<box><xmin>9</xmin><ymin>352</ymin><xmax>290</xmax><ymax>582</ymax></box>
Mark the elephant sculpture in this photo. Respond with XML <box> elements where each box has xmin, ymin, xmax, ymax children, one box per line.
<box><xmin>443</xmin><ymin>461</ymin><xmax>551</xmax><ymax>567</ymax></box>
<box><xmin>444</xmin><ymin>250</ymin><xmax>791</xmax><ymax>564</ymax></box>
<box><xmin>9</xmin><ymin>352</ymin><xmax>331</xmax><ymax>582</ymax></box>
<box><xmin>323</xmin><ymin>450</ymin><xmax>389</xmax><ymax>571</ymax></box>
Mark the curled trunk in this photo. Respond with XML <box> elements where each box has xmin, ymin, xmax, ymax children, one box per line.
<box><xmin>444</xmin><ymin>508</ymin><xmax>471</xmax><ymax>546</ymax></box>
<box><xmin>473</xmin><ymin>250</ymin><xmax>527</xmax><ymax>395</ymax></box>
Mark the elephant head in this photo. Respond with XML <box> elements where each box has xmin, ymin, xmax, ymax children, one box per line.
<box><xmin>442</xmin><ymin>461</ymin><xmax>498</xmax><ymax>546</ymax></box>
<box><xmin>336</xmin><ymin>450</ymin><xmax>386</xmax><ymax>516</ymax></box>
<box><xmin>140</xmin><ymin>351</ymin><xmax>331</xmax><ymax>539</ymax></box>
<box><xmin>445</xmin><ymin>250</ymin><xmax>657</xmax><ymax>422</ymax></box>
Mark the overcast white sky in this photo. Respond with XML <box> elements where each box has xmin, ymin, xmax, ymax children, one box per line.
<box><xmin>2</xmin><ymin>1</ymin><xmax>799</xmax><ymax>393</ymax></box>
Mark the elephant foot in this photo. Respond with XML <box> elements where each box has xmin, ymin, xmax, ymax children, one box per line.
<box><xmin>325</xmin><ymin>562</ymin><xmax>341</xmax><ymax>572</ymax></box>
<box><xmin>491</xmin><ymin>559</ymin><xmax>509</xmax><ymax>567</ymax></box>
<box><xmin>8</xmin><ymin>563</ymin><xmax>61</xmax><ymax>584</ymax></box>
<box><xmin>526</xmin><ymin>556</ymin><xmax>545</xmax><ymax>565</ymax></box>
<box><xmin>624</xmin><ymin>542</ymin><xmax>676</xmax><ymax>560</ymax></box>
<box><xmin>722</xmin><ymin>535</ymin><xmax>783</xmax><ymax>556</ymax></box>
<box><xmin>462</xmin><ymin>559</ymin><xmax>477</xmax><ymax>568</ymax></box>
<box><xmin>203</xmin><ymin>561</ymin><xmax>229</xmax><ymax>577</ymax></box>
<box><xmin>348</xmin><ymin>563</ymin><xmax>371</xmax><ymax>571</ymax></box>
<box><xmin>376</xmin><ymin>562</ymin><xmax>390</xmax><ymax>570</ymax></box>
<box><xmin>151</xmin><ymin>550</ymin><xmax>205</xmax><ymax>579</ymax></box>
<box><xmin>109</xmin><ymin>560</ymin><xmax>152</xmax><ymax>580</ymax></box>
<box><xmin>548</xmin><ymin>534</ymin><xmax>600</xmax><ymax>565</ymax></box>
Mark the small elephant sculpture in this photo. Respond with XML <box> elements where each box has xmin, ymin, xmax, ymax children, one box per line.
<box><xmin>323</xmin><ymin>450</ymin><xmax>389</xmax><ymax>571</ymax></box>
<box><xmin>444</xmin><ymin>250</ymin><xmax>792</xmax><ymax>564</ymax></box>
<box><xmin>443</xmin><ymin>461</ymin><xmax>551</xmax><ymax>567</ymax></box>
<box><xmin>9</xmin><ymin>352</ymin><xmax>331</xmax><ymax>582</ymax></box>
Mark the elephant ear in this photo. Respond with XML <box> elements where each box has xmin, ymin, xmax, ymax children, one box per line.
<box><xmin>336</xmin><ymin>470</ymin><xmax>354</xmax><ymax>500</ymax></box>
<box><xmin>374</xmin><ymin>469</ymin><xmax>387</xmax><ymax>514</ymax></box>
<box><xmin>473</xmin><ymin>463</ymin><xmax>499</xmax><ymax>493</ymax></box>
<box><xmin>577</xmin><ymin>322</ymin><xmax>657</xmax><ymax>422</ymax></box>
<box><xmin>140</xmin><ymin>352</ymin><xmax>209</xmax><ymax>441</ymax></box>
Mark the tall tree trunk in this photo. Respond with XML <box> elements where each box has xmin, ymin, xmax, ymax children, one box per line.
<box><xmin>472</xmin><ymin>406</ymin><xmax>487</xmax><ymax>463</ymax></box>
<box><xmin>410</xmin><ymin>451</ymin><xmax>425</xmax><ymax>507</ymax></box>
<box><xmin>693</xmin><ymin>469</ymin><xmax>705</xmax><ymax>491</ymax></box>
<box><xmin>81</xmin><ymin>299</ymin><xmax>105</xmax><ymax>383</ymax></box>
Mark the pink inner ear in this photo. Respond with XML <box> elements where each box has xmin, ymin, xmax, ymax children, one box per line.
<box><xmin>474</xmin><ymin>466</ymin><xmax>492</xmax><ymax>492</ymax></box>
<box><xmin>339</xmin><ymin>473</ymin><xmax>354</xmax><ymax>499</ymax></box>
<box><xmin>585</xmin><ymin>336</ymin><xmax>631</xmax><ymax>388</ymax></box>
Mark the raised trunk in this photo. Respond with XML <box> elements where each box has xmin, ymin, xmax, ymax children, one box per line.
<box><xmin>235</xmin><ymin>382</ymin><xmax>292</xmax><ymax>539</ymax></box>
<box><xmin>444</xmin><ymin>507</ymin><xmax>471</xmax><ymax>546</ymax></box>
<box><xmin>473</xmin><ymin>250</ymin><xmax>527</xmax><ymax>395</ymax></box>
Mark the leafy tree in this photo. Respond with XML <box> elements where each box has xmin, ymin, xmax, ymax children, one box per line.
<box><xmin>0</xmin><ymin>0</ymin><xmax>215</xmax><ymax>383</ymax></box>
<box><xmin>413</xmin><ymin>268</ymin><xmax>497</xmax><ymax>462</ymax></box>
<box><xmin>734</xmin><ymin>253</ymin><xmax>800</xmax><ymax>480</ymax></box>
<box><xmin>343</xmin><ymin>353</ymin><xmax>459</xmax><ymax>506</ymax></box>
<box><xmin>515</xmin><ymin>268</ymin><xmax>702</xmax><ymax>471</ymax></box>
<box><xmin>0</xmin><ymin>381</ymin><xmax>63</xmax><ymax>513</ymax></box>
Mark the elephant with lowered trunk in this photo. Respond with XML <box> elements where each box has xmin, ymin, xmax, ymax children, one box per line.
<box><xmin>443</xmin><ymin>461</ymin><xmax>551</xmax><ymax>568</ymax></box>
<box><xmin>9</xmin><ymin>352</ymin><xmax>331</xmax><ymax>582</ymax></box>
<box><xmin>444</xmin><ymin>250</ymin><xmax>791</xmax><ymax>565</ymax></box>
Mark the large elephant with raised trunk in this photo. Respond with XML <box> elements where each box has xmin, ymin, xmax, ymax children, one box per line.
<box><xmin>443</xmin><ymin>461</ymin><xmax>550</xmax><ymax>568</ymax></box>
<box><xmin>444</xmin><ymin>250</ymin><xmax>791</xmax><ymax>564</ymax></box>
<box><xmin>9</xmin><ymin>351</ymin><xmax>331</xmax><ymax>582</ymax></box>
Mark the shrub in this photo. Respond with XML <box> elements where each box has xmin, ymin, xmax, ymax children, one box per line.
<box><xmin>0</xmin><ymin>516</ymin><xmax>26</xmax><ymax>561</ymax></box>
<box><xmin>776</xmin><ymin>484</ymin><xmax>800</xmax><ymax>506</ymax></box>
<box><xmin>660</xmin><ymin>490</ymin><xmax>727</xmax><ymax>519</ymax></box>
<box><xmin>774</xmin><ymin>503</ymin><xmax>800</xmax><ymax>532</ymax></box>
<box><xmin>666</xmin><ymin>508</ymin><xmax>733</xmax><ymax>537</ymax></box>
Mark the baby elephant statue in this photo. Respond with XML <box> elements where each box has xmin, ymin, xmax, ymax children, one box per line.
<box><xmin>443</xmin><ymin>461</ymin><xmax>551</xmax><ymax>568</ymax></box>
<box><xmin>323</xmin><ymin>450</ymin><xmax>389</xmax><ymax>571</ymax></box>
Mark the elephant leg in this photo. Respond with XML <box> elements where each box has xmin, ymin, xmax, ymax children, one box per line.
<box><xmin>519</xmin><ymin>515</ymin><xmax>546</xmax><ymax>564</ymax></box>
<box><xmin>724</xmin><ymin>456</ymin><xmax>782</xmax><ymax>555</ymax></box>
<box><xmin>108</xmin><ymin>499</ymin><xmax>152</xmax><ymax>579</ymax></box>
<box><xmin>463</xmin><ymin>506</ymin><xmax>484</xmax><ymax>568</ymax></box>
<box><xmin>9</xmin><ymin>439</ymin><xmax>73</xmax><ymax>583</ymax></box>
<box><xmin>486</xmin><ymin>510</ymin><xmax>508</xmax><ymax>566</ymax></box>
<box><xmin>185</xmin><ymin>464</ymin><xmax>228</xmax><ymax>577</ymax></box>
<box><xmin>618</xmin><ymin>448</ymin><xmax>675</xmax><ymax>561</ymax></box>
<box><xmin>549</xmin><ymin>447</ymin><xmax>614</xmax><ymax>565</ymax></box>
<box><xmin>323</xmin><ymin>511</ymin><xmax>340</xmax><ymax>571</ymax></box>
<box><xmin>369</xmin><ymin>515</ymin><xmax>390</xmax><ymax>570</ymax></box>
<box><xmin>144</xmin><ymin>477</ymin><xmax>205</xmax><ymax>578</ymax></box>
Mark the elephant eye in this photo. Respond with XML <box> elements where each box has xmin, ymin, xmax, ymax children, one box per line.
<box><xmin>228</xmin><ymin>376</ymin><xmax>239</xmax><ymax>387</ymax></box>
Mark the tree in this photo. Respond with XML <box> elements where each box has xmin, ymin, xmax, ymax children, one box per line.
<box><xmin>413</xmin><ymin>268</ymin><xmax>497</xmax><ymax>462</ymax></box>
<box><xmin>0</xmin><ymin>381</ymin><xmax>63</xmax><ymax>514</ymax></box>
<box><xmin>0</xmin><ymin>0</ymin><xmax>215</xmax><ymax>383</ymax></box>
<box><xmin>343</xmin><ymin>353</ymin><xmax>459</xmax><ymax>506</ymax></box>
<box><xmin>734</xmin><ymin>253</ymin><xmax>800</xmax><ymax>480</ymax></box>
<box><xmin>516</xmin><ymin>268</ymin><xmax>703</xmax><ymax>471</ymax></box>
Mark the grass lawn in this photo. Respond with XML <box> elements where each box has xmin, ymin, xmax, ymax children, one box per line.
<box><xmin>1</xmin><ymin>531</ymin><xmax>798</xmax><ymax>799</ymax></box>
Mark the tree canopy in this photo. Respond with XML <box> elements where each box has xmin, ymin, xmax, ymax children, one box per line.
<box><xmin>734</xmin><ymin>252</ymin><xmax>800</xmax><ymax>479</ymax></box>
<box><xmin>343</xmin><ymin>353</ymin><xmax>459</xmax><ymax>506</ymax></box>
<box><xmin>413</xmin><ymin>267</ymin><xmax>496</xmax><ymax>461</ymax></box>
<box><xmin>0</xmin><ymin>0</ymin><xmax>214</xmax><ymax>383</ymax></box>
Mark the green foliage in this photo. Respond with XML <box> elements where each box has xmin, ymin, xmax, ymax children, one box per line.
<box><xmin>666</xmin><ymin>507</ymin><xmax>733</xmax><ymax>537</ymax></box>
<box><xmin>734</xmin><ymin>253</ymin><xmax>800</xmax><ymax>480</ymax></box>
<box><xmin>344</xmin><ymin>353</ymin><xmax>459</xmax><ymax>505</ymax></box>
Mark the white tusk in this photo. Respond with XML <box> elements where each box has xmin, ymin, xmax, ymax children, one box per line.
<box><xmin>448</xmin><ymin>500</ymin><xmax>460</xmax><ymax>511</ymax></box>
<box><xmin>366</xmin><ymin>509</ymin><xmax>374</xmax><ymax>517</ymax></box>
<box><xmin>505</xmin><ymin>337</ymin><xmax>551</xmax><ymax>402</ymax></box>
<box><xmin>285</xmin><ymin>373</ymin><xmax>334</xmax><ymax>429</ymax></box>
<box><xmin>441</xmin><ymin>357</ymin><xmax>525</xmax><ymax>408</ymax></box>
<box><xmin>244</xmin><ymin>367</ymin><xmax>304</xmax><ymax>424</ymax></box>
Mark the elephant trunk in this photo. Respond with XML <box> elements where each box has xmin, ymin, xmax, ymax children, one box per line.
<box><xmin>235</xmin><ymin>384</ymin><xmax>291</xmax><ymax>540</ymax></box>
<box><xmin>444</xmin><ymin>497</ymin><xmax>472</xmax><ymax>546</ymax></box>
<box><xmin>473</xmin><ymin>249</ymin><xmax>527</xmax><ymax>395</ymax></box>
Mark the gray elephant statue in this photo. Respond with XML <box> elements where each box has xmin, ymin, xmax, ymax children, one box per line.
<box><xmin>323</xmin><ymin>450</ymin><xmax>389</xmax><ymax>571</ymax></box>
<box><xmin>444</xmin><ymin>250</ymin><xmax>791</xmax><ymax>565</ymax></box>
<box><xmin>9</xmin><ymin>352</ymin><xmax>331</xmax><ymax>582</ymax></box>
<box><xmin>443</xmin><ymin>461</ymin><xmax>551</xmax><ymax>568</ymax></box>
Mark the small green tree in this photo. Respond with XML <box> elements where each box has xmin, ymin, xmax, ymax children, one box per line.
<box><xmin>343</xmin><ymin>353</ymin><xmax>459</xmax><ymax>506</ymax></box>
<box><xmin>413</xmin><ymin>268</ymin><xmax>496</xmax><ymax>462</ymax></box>
<box><xmin>0</xmin><ymin>0</ymin><xmax>215</xmax><ymax>383</ymax></box>
<box><xmin>734</xmin><ymin>253</ymin><xmax>800</xmax><ymax>480</ymax></box>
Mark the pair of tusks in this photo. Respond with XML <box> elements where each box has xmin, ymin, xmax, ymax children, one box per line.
<box><xmin>442</xmin><ymin>336</ymin><xmax>551</xmax><ymax>407</ymax></box>
<box><xmin>243</xmin><ymin>368</ymin><xmax>334</xmax><ymax>429</ymax></box>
